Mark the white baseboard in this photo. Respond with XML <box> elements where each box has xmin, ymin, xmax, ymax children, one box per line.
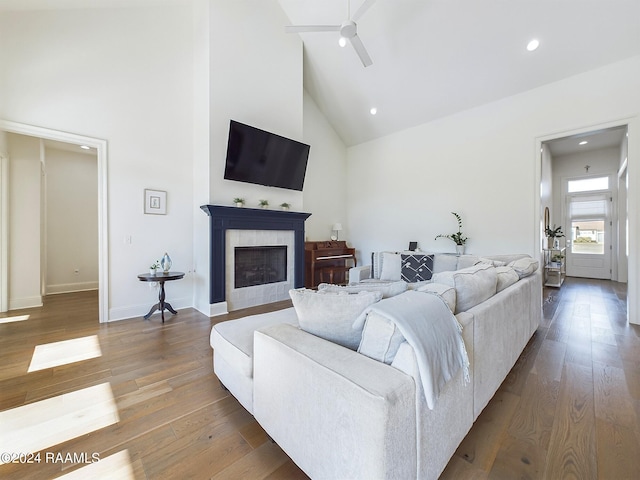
<box><xmin>208</xmin><ymin>301</ymin><xmax>228</xmax><ymax>317</ymax></box>
<box><xmin>9</xmin><ymin>296</ymin><xmax>43</xmax><ymax>310</ymax></box>
<box><xmin>47</xmin><ymin>281</ymin><xmax>99</xmax><ymax>295</ymax></box>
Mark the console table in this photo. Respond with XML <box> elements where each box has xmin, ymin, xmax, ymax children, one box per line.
<box><xmin>137</xmin><ymin>271</ymin><xmax>185</xmax><ymax>322</ymax></box>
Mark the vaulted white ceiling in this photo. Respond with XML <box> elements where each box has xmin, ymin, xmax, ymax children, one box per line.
<box><xmin>2</xmin><ymin>0</ymin><xmax>639</xmax><ymax>149</ymax></box>
<box><xmin>278</xmin><ymin>0</ymin><xmax>640</xmax><ymax>146</ymax></box>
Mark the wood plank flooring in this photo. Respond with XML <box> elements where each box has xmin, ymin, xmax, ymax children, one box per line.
<box><xmin>441</xmin><ymin>277</ymin><xmax>640</xmax><ymax>480</ymax></box>
<box><xmin>1</xmin><ymin>277</ymin><xmax>638</xmax><ymax>479</ymax></box>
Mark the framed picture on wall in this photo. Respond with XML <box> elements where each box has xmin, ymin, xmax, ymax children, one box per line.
<box><xmin>144</xmin><ymin>189</ymin><xmax>167</xmax><ymax>215</ymax></box>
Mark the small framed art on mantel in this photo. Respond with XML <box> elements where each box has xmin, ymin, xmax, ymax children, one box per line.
<box><xmin>144</xmin><ymin>189</ymin><xmax>167</xmax><ymax>215</ymax></box>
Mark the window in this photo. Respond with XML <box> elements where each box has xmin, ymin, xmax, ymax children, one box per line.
<box><xmin>568</xmin><ymin>176</ymin><xmax>608</xmax><ymax>193</ymax></box>
<box><xmin>571</xmin><ymin>220</ymin><xmax>605</xmax><ymax>255</ymax></box>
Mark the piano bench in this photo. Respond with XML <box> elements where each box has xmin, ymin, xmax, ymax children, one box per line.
<box><xmin>319</xmin><ymin>266</ymin><xmax>351</xmax><ymax>285</ymax></box>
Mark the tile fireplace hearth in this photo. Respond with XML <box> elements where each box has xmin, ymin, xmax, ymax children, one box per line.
<box><xmin>200</xmin><ymin>205</ymin><xmax>311</xmax><ymax>313</ymax></box>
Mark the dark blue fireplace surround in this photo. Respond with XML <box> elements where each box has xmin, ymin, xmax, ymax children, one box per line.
<box><xmin>200</xmin><ymin>205</ymin><xmax>311</xmax><ymax>305</ymax></box>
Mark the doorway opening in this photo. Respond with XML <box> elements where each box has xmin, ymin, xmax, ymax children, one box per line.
<box><xmin>0</xmin><ymin>120</ymin><xmax>109</xmax><ymax>323</ymax></box>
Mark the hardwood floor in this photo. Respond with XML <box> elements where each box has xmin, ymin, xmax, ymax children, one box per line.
<box><xmin>0</xmin><ymin>292</ymin><xmax>306</xmax><ymax>479</ymax></box>
<box><xmin>0</xmin><ymin>278</ymin><xmax>638</xmax><ymax>479</ymax></box>
<box><xmin>441</xmin><ymin>277</ymin><xmax>640</xmax><ymax>480</ymax></box>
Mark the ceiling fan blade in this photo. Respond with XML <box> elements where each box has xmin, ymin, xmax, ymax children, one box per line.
<box><xmin>349</xmin><ymin>34</ymin><xmax>373</xmax><ymax>67</ymax></box>
<box><xmin>352</xmin><ymin>0</ymin><xmax>376</xmax><ymax>22</ymax></box>
<box><xmin>285</xmin><ymin>25</ymin><xmax>341</xmax><ymax>33</ymax></box>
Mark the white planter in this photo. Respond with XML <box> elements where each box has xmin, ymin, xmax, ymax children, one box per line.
<box><xmin>456</xmin><ymin>245</ymin><xmax>465</xmax><ymax>255</ymax></box>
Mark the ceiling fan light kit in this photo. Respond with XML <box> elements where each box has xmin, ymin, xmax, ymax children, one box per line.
<box><xmin>285</xmin><ymin>0</ymin><xmax>376</xmax><ymax>67</ymax></box>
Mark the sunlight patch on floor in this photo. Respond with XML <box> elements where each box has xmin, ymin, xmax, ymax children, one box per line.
<box><xmin>54</xmin><ymin>450</ymin><xmax>135</xmax><ymax>480</ymax></box>
<box><xmin>0</xmin><ymin>383</ymin><xmax>119</xmax><ymax>464</ymax></box>
<box><xmin>0</xmin><ymin>314</ymin><xmax>30</xmax><ymax>324</ymax></box>
<box><xmin>28</xmin><ymin>335</ymin><xmax>102</xmax><ymax>372</ymax></box>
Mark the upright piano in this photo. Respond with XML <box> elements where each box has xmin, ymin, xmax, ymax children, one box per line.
<box><xmin>304</xmin><ymin>241</ymin><xmax>356</xmax><ymax>288</ymax></box>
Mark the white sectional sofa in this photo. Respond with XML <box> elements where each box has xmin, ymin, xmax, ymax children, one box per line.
<box><xmin>210</xmin><ymin>253</ymin><xmax>542</xmax><ymax>479</ymax></box>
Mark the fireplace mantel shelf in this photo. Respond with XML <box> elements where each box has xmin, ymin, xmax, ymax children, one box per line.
<box><xmin>201</xmin><ymin>205</ymin><xmax>311</xmax><ymax>305</ymax></box>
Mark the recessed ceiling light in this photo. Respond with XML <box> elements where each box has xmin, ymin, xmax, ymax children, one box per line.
<box><xmin>526</xmin><ymin>39</ymin><xmax>539</xmax><ymax>52</ymax></box>
<box><xmin>338</xmin><ymin>37</ymin><xmax>347</xmax><ymax>48</ymax></box>
<box><xmin>579</xmin><ymin>141</ymin><xmax>588</xmax><ymax>145</ymax></box>
<box><xmin>370</xmin><ymin>107</ymin><xmax>377</xmax><ymax>115</ymax></box>
<box><xmin>80</xmin><ymin>145</ymin><xmax>91</xmax><ymax>150</ymax></box>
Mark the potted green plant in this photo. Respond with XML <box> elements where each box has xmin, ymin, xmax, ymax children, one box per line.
<box><xmin>544</xmin><ymin>224</ymin><xmax>564</xmax><ymax>249</ymax></box>
<box><xmin>259</xmin><ymin>199</ymin><xmax>269</xmax><ymax>209</ymax></box>
<box><xmin>435</xmin><ymin>212</ymin><xmax>468</xmax><ymax>254</ymax></box>
<box><xmin>280</xmin><ymin>202</ymin><xmax>290</xmax><ymax>211</ymax></box>
<box><xmin>233</xmin><ymin>197</ymin><xmax>245</xmax><ymax>207</ymax></box>
<box><xmin>149</xmin><ymin>260</ymin><xmax>160</xmax><ymax>275</ymax></box>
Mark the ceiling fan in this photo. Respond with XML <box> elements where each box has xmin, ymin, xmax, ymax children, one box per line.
<box><xmin>285</xmin><ymin>0</ymin><xmax>376</xmax><ymax>67</ymax></box>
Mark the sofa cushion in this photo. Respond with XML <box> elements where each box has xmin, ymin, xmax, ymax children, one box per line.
<box><xmin>289</xmin><ymin>288</ymin><xmax>382</xmax><ymax>350</ymax></box>
<box><xmin>379</xmin><ymin>252</ymin><xmax>402</xmax><ymax>281</ymax></box>
<box><xmin>432</xmin><ymin>254</ymin><xmax>459</xmax><ymax>273</ymax></box>
<box><xmin>318</xmin><ymin>280</ymin><xmax>407</xmax><ymax>298</ymax></box>
<box><xmin>455</xmin><ymin>255</ymin><xmax>481</xmax><ymax>270</ymax></box>
<box><xmin>358</xmin><ymin>311</ymin><xmax>405</xmax><ymax>364</ymax></box>
<box><xmin>415</xmin><ymin>282</ymin><xmax>456</xmax><ymax>313</ymax></box>
<box><xmin>401</xmin><ymin>254</ymin><xmax>434</xmax><ymax>282</ymax></box>
<box><xmin>431</xmin><ymin>263</ymin><xmax>497</xmax><ymax>314</ymax></box>
<box><xmin>495</xmin><ymin>266</ymin><xmax>519</xmax><ymax>292</ymax></box>
<box><xmin>507</xmin><ymin>257</ymin><xmax>539</xmax><ymax>279</ymax></box>
<box><xmin>210</xmin><ymin>307</ymin><xmax>299</xmax><ymax>378</ymax></box>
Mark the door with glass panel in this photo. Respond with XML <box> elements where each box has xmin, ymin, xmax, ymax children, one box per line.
<box><xmin>564</xmin><ymin>177</ymin><xmax>612</xmax><ymax>279</ymax></box>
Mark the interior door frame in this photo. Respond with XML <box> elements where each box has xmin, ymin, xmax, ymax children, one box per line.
<box><xmin>0</xmin><ymin>120</ymin><xmax>109</xmax><ymax>323</ymax></box>
<box><xmin>535</xmin><ymin>115</ymin><xmax>638</xmax><ymax>326</ymax></box>
<box><xmin>0</xmin><ymin>153</ymin><xmax>8</xmax><ymax>313</ymax></box>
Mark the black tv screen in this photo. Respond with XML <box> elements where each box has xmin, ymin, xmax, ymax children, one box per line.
<box><xmin>224</xmin><ymin>120</ymin><xmax>310</xmax><ymax>191</ymax></box>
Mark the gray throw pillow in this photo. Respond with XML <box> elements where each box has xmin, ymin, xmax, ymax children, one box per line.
<box><xmin>289</xmin><ymin>289</ymin><xmax>382</xmax><ymax>350</ymax></box>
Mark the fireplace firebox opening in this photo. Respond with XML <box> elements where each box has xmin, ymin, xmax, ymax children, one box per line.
<box><xmin>234</xmin><ymin>245</ymin><xmax>287</xmax><ymax>289</ymax></box>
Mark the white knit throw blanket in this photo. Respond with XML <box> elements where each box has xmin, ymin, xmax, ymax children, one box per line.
<box><xmin>357</xmin><ymin>290</ymin><xmax>470</xmax><ymax>409</ymax></box>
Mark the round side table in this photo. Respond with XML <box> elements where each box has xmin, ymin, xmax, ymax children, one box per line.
<box><xmin>137</xmin><ymin>271</ymin><xmax>185</xmax><ymax>323</ymax></box>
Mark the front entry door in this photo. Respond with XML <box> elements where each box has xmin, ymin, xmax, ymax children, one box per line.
<box><xmin>564</xmin><ymin>192</ymin><xmax>611</xmax><ymax>279</ymax></box>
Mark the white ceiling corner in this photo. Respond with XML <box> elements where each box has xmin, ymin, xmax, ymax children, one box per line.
<box><xmin>278</xmin><ymin>0</ymin><xmax>640</xmax><ymax>147</ymax></box>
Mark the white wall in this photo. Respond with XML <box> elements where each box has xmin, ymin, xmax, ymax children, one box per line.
<box><xmin>0</xmin><ymin>5</ymin><xmax>196</xmax><ymax>320</ymax></box>
<box><xmin>302</xmin><ymin>90</ymin><xmax>349</xmax><ymax>241</ymax></box>
<box><xmin>45</xmin><ymin>147</ymin><xmax>98</xmax><ymax>294</ymax></box>
<box><xmin>347</xmin><ymin>55</ymin><xmax>640</xmax><ymax>324</ymax></box>
<box><xmin>551</xmin><ymin>146</ymin><xmax>620</xmax><ymax>218</ymax></box>
<box><xmin>208</xmin><ymin>0</ymin><xmax>303</xmax><ymax>210</ymax></box>
<box><xmin>1</xmin><ymin>1</ymin><xmax>346</xmax><ymax>319</ymax></box>
<box><xmin>7</xmin><ymin>133</ymin><xmax>42</xmax><ymax>309</ymax></box>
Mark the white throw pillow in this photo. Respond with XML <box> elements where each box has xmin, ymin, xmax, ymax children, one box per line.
<box><xmin>415</xmin><ymin>282</ymin><xmax>457</xmax><ymax>313</ymax></box>
<box><xmin>495</xmin><ymin>266</ymin><xmax>519</xmax><ymax>292</ymax></box>
<box><xmin>431</xmin><ymin>263</ymin><xmax>497</xmax><ymax>314</ymax></box>
<box><xmin>507</xmin><ymin>257</ymin><xmax>539</xmax><ymax>279</ymax></box>
<box><xmin>289</xmin><ymin>289</ymin><xmax>382</xmax><ymax>350</ymax></box>
<box><xmin>379</xmin><ymin>252</ymin><xmax>402</xmax><ymax>281</ymax></box>
<box><xmin>358</xmin><ymin>311</ymin><xmax>405</xmax><ymax>364</ymax></box>
<box><xmin>318</xmin><ymin>281</ymin><xmax>407</xmax><ymax>298</ymax></box>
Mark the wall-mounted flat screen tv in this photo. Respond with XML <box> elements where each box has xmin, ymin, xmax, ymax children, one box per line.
<box><xmin>223</xmin><ymin>120</ymin><xmax>310</xmax><ymax>191</ymax></box>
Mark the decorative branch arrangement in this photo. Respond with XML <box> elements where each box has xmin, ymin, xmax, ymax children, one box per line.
<box><xmin>435</xmin><ymin>212</ymin><xmax>468</xmax><ymax>246</ymax></box>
